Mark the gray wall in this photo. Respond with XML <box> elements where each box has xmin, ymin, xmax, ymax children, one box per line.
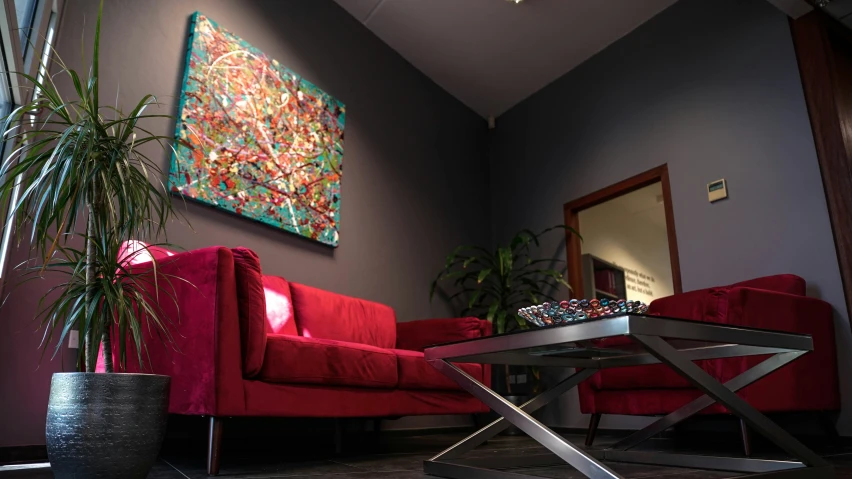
<box><xmin>4</xmin><ymin>0</ymin><xmax>852</xmax><ymax>448</ymax></box>
<box><xmin>0</xmin><ymin>0</ymin><xmax>490</xmax><ymax>447</ymax></box>
<box><xmin>490</xmin><ymin>0</ymin><xmax>852</xmax><ymax>433</ymax></box>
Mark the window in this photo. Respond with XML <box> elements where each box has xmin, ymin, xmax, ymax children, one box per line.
<box><xmin>14</xmin><ymin>0</ymin><xmax>38</xmax><ymax>57</ymax></box>
<box><xmin>0</xmin><ymin>0</ymin><xmax>63</xmax><ymax>285</ymax></box>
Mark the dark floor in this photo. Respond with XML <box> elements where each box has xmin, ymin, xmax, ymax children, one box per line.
<box><xmin>2</xmin><ymin>430</ymin><xmax>851</xmax><ymax>478</ymax></box>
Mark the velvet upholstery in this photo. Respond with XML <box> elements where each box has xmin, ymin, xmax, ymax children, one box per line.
<box><xmin>579</xmin><ymin>275</ymin><xmax>840</xmax><ymax>418</ymax></box>
<box><xmin>729</xmin><ymin>274</ymin><xmax>806</xmax><ymax>296</ymax></box>
<box><xmin>290</xmin><ymin>282</ymin><xmax>397</xmax><ymax>349</ymax></box>
<box><xmin>232</xmin><ymin>247</ymin><xmax>268</xmax><ymax>377</ymax></box>
<box><xmin>99</xmin><ymin>242</ymin><xmax>491</xmax><ymax>421</ymax></box>
<box><xmin>259</xmin><ymin>334</ymin><xmax>398</xmax><ymax>388</ymax></box>
<box><xmin>98</xmin><ymin>246</ymin><xmax>247</xmax><ymax>416</ymax></box>
<box><xmin>393</xmin><ymin>349</ymin><xmax>482</xmax><ymax>391</ymax></box>
<box><xmin>262</xmin><ymin>275</ymin><xmax>298</xmax><ymax>335</ymax></box>
<box><xmin>396</xmin><ymin>317</ymin><xmax>483</xmax><ymax>351</ymax></box>
<box><xmin>242</xmin><ymin>380</ymin><xmax>488</xmax><ymax>417</ymax></box>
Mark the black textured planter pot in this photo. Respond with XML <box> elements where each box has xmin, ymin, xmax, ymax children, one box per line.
<box><xmin>46</xmin><ymin>372</ymin><xmax>170</xmax><ymax>478</ymax></box>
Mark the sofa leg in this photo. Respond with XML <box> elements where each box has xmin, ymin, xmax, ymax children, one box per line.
<box><xmin>817</xmin><ymin>411</ymin><xmax>840</xmax><ymax>452</ymax></box>
<box><xmin>739</xmin><ymin>418</ymin><xmax>751</xmax><ymax>457</ymax></box>
<box><xmin>585</xmin><ymin>413</ymin><xmax>602</xmax><ymax>447</ymax></box>
<box><xmin>207</xmin><ymin>416</ymin><xmax>223</xmax><ymax>476</ymax></box>
<box><xmin>819</xmin><ymin>412</ymin><xmax>840</xmax><ymax>440</ymax></box>
<box><xmin>373</xmin><ymin>418</ymin><xmax>382</xmax><ymax>450</ymax></box>
<box><xmin>334</xmin><ymin>418</ymin><xmax>343</xmax><ymax>455</ymax></box>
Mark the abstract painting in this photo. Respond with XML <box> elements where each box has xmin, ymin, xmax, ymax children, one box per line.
<box><xmin>170</xmin><ymin>13</ymin><xmax>345</xmax><ymax>247</ymax></box>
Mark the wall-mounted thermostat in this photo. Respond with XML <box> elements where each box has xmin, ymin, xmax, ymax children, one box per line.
<box><xmin>707</xmin><ymin>179</ymin><xmax>727</xmax><ymax>203</ymax></box>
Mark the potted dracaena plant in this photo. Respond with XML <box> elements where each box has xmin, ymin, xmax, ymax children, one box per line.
<box><xmin>430</xmin><ymin>226</ymin><xmax>578</xmax><ymax>432</ymax></box>
<box><xmin>0</xmin><ymin>3</ymin><xmax>184</xmax><ymax>477</ymax></box>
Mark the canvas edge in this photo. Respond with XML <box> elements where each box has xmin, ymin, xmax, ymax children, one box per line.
<box><xmin>168</xmin><ymin>11</ymin><xmax>200</xmax><ymax>197</ymax></box>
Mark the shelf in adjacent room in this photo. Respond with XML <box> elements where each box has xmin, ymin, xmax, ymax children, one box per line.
<box><xmin>595</xmin><ymin>289</ymin><xmax>619</xmax><ymax>300</ymax></box>
<box><xmin>582</xmin><ymin>254</ymin><xmax>627</xmax><ymax>300</ymax></box>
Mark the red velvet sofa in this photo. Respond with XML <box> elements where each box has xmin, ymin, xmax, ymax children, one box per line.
<box><xmin>98</xmin><ymin>242</ymin><xmax>490</xmax><ymax>474</ymax></box>
<box><xmin>579</xmin><ymin>274</ymin><xmax>840</xmax><ymax>451</ymax></box>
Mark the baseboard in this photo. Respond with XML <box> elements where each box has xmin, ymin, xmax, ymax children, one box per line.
<box><xmin>0</xmin><ymin>445</ymin><xmax>47</xmax><ymax>465</ymax></box>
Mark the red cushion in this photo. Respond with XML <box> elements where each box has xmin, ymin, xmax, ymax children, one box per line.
<box><xmin>258</xmin><ymin>334</ymin><xmax>398</xmax><ymax>388</ymax></box>
<box><xmin>649</xmin><ymin>274</ymin><xmax>805</xmax><ymax>320</ymax></box>
<box><xmin>396</xmin><ymin>317</ymin><xmax>483</xmax><ymax>351</ymax></box>
<box><xmin>232</xmin><ymin>247</ymin><xmax>267</xmax><ymax>377</ymax></box>
<box><xmin>393</xmin><ymin>349</ymin><xmax>481</xmax><ymax>391</ymax></box>
<box><xmin>586</xmin><ymin>389</ymin><xmax>719</xmax><ymax>415</ymax></box>
<box><xmin>648</xmin><ymin>288</ymin><xmax>727</xmax><ymax>322</ymax></box>
<box><xmin>588</xmin><ymin>337</ymin><xmax>716</xmax><ymax>390</ymax></box>
<box><xmin>290</xmin><ymin>283</ymin><xmax>396</xmax><ymax>349</ymax></box>
<box><xmin>729</xmin><ymin>274</ymin><xmax>805</xmax><ymax>296</ymax></box>
<box><xmin>594</xmin><ymin>364</ymin><xmax>701</xmax><ymax>390</ymax></box>
<box><xmin>262</xmin><ymin>276</ymin><xmax>298</xmax><ymax>335</ymax></box>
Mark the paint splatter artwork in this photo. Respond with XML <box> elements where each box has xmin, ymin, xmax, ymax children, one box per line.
<box><xmin>170</xmin><ymin>13</ymin><xmax>345</xmax><ymax>247</ymax></box>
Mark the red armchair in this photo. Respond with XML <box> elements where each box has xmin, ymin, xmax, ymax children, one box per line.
<box><xmin>579</xmin><ymin>274</ymin><xmax>840</xmax><ymax>452</ymax></box>
<box><xmin>98</xmin><ymin>243</ymin><xmax>490</xmax><ymax>475</ymax></box>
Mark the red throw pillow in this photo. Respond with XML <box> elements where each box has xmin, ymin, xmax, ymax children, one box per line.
<box><xmin>262</xmin><ymin>275</ymin><xmax>297</xmax><ymax>336</ymax></box>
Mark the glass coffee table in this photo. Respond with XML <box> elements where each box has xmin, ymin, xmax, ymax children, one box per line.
<box><xmin>423</xmin><ymin>313</ymin><xmax>833</xmax><ymax>479</ymax></box>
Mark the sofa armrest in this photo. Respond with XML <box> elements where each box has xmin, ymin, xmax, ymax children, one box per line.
<box><xmin>396</xmin><ymin>317</ymin><xmax>486</xmax><ymax>352</ymax></box>
<box><xmin>722</xmin><ymin>287</ymin><xmax>832</xmax><ymax>334</ymax></box>
<box><xmin>99</xmin><ymin>246</ymin><xmax>246</xmax><ymax>416</ymax></box>
<box><xmin>715</xmin><ymin>287</ymin><xmax>840</xmax><ymax>411</ymax></box>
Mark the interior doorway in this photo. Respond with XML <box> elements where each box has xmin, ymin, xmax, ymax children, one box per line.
<box><xmin>562</xmin><ymin>164</ymin><xmax>682</xmax><ymax>301</ymax></box>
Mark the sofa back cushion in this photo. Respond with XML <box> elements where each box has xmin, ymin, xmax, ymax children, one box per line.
<box><xmin>232</xmin><ymin>247</ymin><xmax>268</xmax><ymax>377</ymax></box>
<box><xmin>648</xmin><ymin>288</ymin><xmax>724</xmax><ymax>322</ymax></box>
<box><xmin>262</xmin><ymin>275</ymin><xmax>298</xmax><ymax>336</ymax></box>
<box><xmin>289</xmin><ymin>283</ymin><xmax>396</xmax><ymax>349</ymax></box>
<box><xmin>648</xmin><ymin>274</ymin><xmax>807</xmax><ymax>322</ymax></box>
<box><xmin>396</xmin><ymin>317</ymin><xmax>483</xmax><ymax>351</ymax></box>
<box><xmin>728</xmin><ymin>274</ymin><xmax>805</xmax><ymax>296</ymax></box>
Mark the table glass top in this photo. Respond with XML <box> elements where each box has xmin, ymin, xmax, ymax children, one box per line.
<box><xmin>427</xmin><ymin>313</ymin><xmax>809</xmax><ymax>350</ymax></box>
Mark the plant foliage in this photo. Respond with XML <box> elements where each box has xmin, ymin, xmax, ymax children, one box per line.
<box><xmin>0</xmin><ymin>1</ymin><xmax>182</xmax><ymax>372</ymax></box>
<box><xmin>430</xmin><ymin>225</ymin><xmax>579</xmax><ymax>335</ymax></box>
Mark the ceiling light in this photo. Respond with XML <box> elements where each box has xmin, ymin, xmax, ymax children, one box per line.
<box><xmin>506</xmin><ymin>0</ymin><xmax>524</xmax><ymax>4</ymax></box>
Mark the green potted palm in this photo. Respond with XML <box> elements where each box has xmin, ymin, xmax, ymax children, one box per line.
<box><xmin>0</xmin><ymin>3</ymin><xmax>183</xmax><ymax>477</ymax></box>
<box><xmin>430</xmin><ymin>226</ymin><xmax>578</xmax><ymax>431</ymax></box>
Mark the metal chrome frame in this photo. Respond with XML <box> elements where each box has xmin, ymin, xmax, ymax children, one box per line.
<box><xmin>423</xmin><ymin>315</ymin><xmax>833</xmax><ymax>479</ymax></box>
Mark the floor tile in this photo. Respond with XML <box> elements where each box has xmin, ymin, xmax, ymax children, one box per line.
<box><xmin>330</xmin><ymin>452</ymin><xmax>430</xmax><ymax>472</ymax></box>
<box><xmin>513</xmin><ymin>463</ymin><xmax>735</xmax><ymax>479</ymax></box>
<box><xmin>160</xmin><ymin>453</ymin><xmax>367</xmax><ymax>478</ymax></box>
<box><xmin>2</xmin><ymin>430</ymin><xmax>844</xmax><ymax>478</ymax></box>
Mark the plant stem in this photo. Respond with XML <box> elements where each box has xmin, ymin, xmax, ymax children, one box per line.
<box><xmin>85</xmin><ymin>193</ymin><xmax>113</xmax><ymax>372</ymax></box>
<box><xmin>101</xmin><ymin>324</ymin><xmax>113</xmax><ymax>373</ymax></box>
<box><xmin>84</xmin><ymin>204</ymin><xmax>95</xmax><ymax>372</ymax></box>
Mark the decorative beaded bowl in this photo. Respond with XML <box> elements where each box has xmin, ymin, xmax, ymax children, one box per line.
<box><xmin>518</xmin><ymin>298</ymin><xmax>648</xmax><ymax>327</ymax></box>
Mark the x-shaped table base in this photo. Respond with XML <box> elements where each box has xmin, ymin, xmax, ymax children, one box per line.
<box><xmin>425</xmin><ymin>334</ymin><xmax>834</xmax><ymax>479</ymax></box>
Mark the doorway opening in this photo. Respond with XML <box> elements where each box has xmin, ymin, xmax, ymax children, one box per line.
<box><xmin>562</xmin><ymin>164</ymin><xmax>682</xmax><ymax>302</ymax></box>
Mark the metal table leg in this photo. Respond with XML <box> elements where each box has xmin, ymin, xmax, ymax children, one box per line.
<box><xmin>424</xmin><ymin>333</ymin><xmax>831</xmax><ymax>479</ymax></box>
<box><xmin>610</xmin><ymin>351</ymin><xmax>805</xmax><ymax>451</ymax></box>
<box><xmin>431</xmin><ymin>368</ymin><xmax>598</xmax><ymax>461</ymax></box>
<box><xmin>623</xmin><ymin>335</ymin><xmax>831</xmax><ymax>473</ymax></box>
<box><xmin>427</xmin><ymin>360</ymin><xmax>621</xmax><ymax>479</ymax></box>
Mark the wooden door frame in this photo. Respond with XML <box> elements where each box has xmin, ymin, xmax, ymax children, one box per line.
<box><xmin>790</xmin><ymin>12</ymin><xmax>852</xmax><ymax>322</ymax></box>
<box><xmin>562</xmin><ymin>164</ymin><xmax>682</xmax><ymax>299</ymax></box>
